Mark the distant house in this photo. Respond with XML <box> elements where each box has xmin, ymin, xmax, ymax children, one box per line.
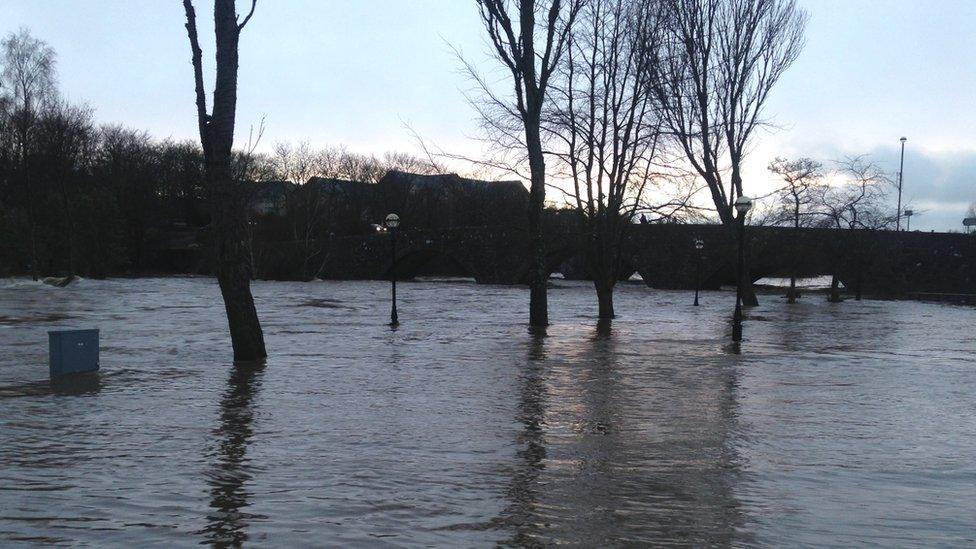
<box><xmin>377</xmin><ymin>171</ymin><xmax>528</xmax><ymax>228</ymax></box>
<box><xmin>245</xmin><ymin>180</ymin><xmax>293</xmax><ymax>216</ymax></box>
<box><xmin>306</xmin><ymin>176</ymin><xmax>374</xmax><ymax>196</ymax></box>
<box><xmin>242</xmin><ymin>171</ymin><xmax>530</xmax><ymax>230</ymax></box>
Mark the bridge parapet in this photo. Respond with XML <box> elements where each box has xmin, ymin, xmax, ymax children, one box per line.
<box><xmin>270</xmin><ymin>223</ymin><xmax>975</xmax><ymax>297</ymax></box>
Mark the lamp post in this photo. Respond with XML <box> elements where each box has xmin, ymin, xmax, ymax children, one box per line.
<box><xmin>897</xmin><ymin>137</ymin><xmax>907</xmax><ymax>231</ymax></box>
<box><xmin>732</xmin><ymin>196</ymin><xmax>753</xmax><ymax>342</ymax></box>
<box><xmin>693</xmin><ymin>237</ymin><xmax>704</xmax><ymax>306</ymax></box>
<box><xmin>385</xmin><ymin>213</ymin><xmax>400</xmax><ymax>326</ymax></box>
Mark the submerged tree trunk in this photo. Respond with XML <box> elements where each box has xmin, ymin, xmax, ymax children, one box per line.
<box><xmin>525</xmin><ymin>119</ymin><xmax>549</xmax><ymax>327</ymax></box>
<box><xmin>828</xmin><ymin>274</ymin><xmax>842</xmax><ymax>303</ymax></box>
<box><xmin>731</xmin><ymin>223</ymin><xmax>759</xmax><ymax>307</ymax></box>
<box><xmin>595</xmin><ymin>279</ymin><xmax>615</xmax><ymax>319</ymax></box>
<box><xmin>56</xmin><ymin>178</ymin><xmax>76</xmax><ymax>277</ymax></box>
<box><xmin>184</xmin><ymin>0</ymin><xmax>266</xmax><ymax>362</ymax></box>
<box><xmin>21</xmin><ymin>135</ymin><xmax>39</xmax><ymax>281</ymax></box>
<box><xmin>474</xmin><ymin>0</ymin><xmax>581</xmax><ymax>328</ymax></box>
<box><xmin>787</xmin><ymin>215</ymin><xmax>799</xmax><ymax>303</ymax></box>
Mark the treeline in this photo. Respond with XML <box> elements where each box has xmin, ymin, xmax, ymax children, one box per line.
<box><xmin>0</xmin><ymin>98</ymin><xmax>208</xmax><ymax>277</ymax></box>
<box><xmin>0</xmin><ymin>29</ymin><xmax>441</xmax><ymax>279</ymax></box>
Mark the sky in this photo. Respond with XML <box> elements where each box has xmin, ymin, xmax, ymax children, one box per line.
<box><xmin>2</xmin><ymin>0</ymin><xmax>975</xmax><ymax>231</ymax></box>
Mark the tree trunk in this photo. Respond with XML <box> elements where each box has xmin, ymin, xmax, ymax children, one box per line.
<box><xmin>57</xmin><ymin>176</ymin><xmax>76</xmax><ymax>277</ymax></box>
<box><xmin>741</xmin><ymin>274</ymin><xmax>759</xmax><ymax>307</ymax></box>
<box><xmin>787</xmin><ymin>215</ymin><xmax>798</xmax><ymax>303</ymax></box>
<box><xmin>184</xmin><ymin>0</ymin><xmax>266</xmax><ymax>362</ymax></box>
<box><xmin>731</xmin><ymin>222</ymin><xmax>759</xmax><ymax>307</ymax></box>
<box><xmin>853</xmin><ymin>230</ymin><xmax>863</xmax><ymax>301</ymax></box>
<box><xmin>596</xmin><ymin>279</ymin><xmax>615</xmax><ymax>319</ymax></box>
<box><xmin>21</xmin><ymin>134</ymin><xmax>38</xmax><ymax>281</ymax></box>
<box><xmin>828</xmin><ymin>274</ymin><xmax>842</xmax><ymax>303</ymax></box>
<box><xmin>211</xmin><ymin>166</ymin><xmax>266</xmax><ymax>361</ymax></box>
<box><xmin>524</xmin><ymin>118</ymin><xmax>548</xmax><ymax>327</ymax></box>
<box><xmin>29</xmin><ymin>215</ymin><xmax>38</xmax><ymax>281</ymax></box>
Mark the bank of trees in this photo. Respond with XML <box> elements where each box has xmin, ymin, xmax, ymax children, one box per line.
<box><xmin>0</xmin><ymin>28</ymin><xmax>211</xmax><ymax>277</ymax></box>
<box><xmin>768</xmin><ymin>157</ymin><xmax>824</xmax><ymax>302</ymax></box>
<box><xmin>11</xmin><ymin>0</ymin><xmax>914</xmax><ymax>331</ymax></box>
<box><xmin>653</xmin><ymin>0</ymin><xmax>808</xmax><ymax>307</ymax></box>
<box><xmin>545</xmin><ymin>0</ymin><xmax>665</xmax><ymax>318</ymax></box>
<box><xmin>767</xmin><ymin>155</ymin><xmax>896</xmax><ymax>301</ymax></box>
<box><xmin>0</xmin><ymin>26</ymin><xmax>449</xmax><ymax>283</ymax></box>
<box><xmin>473</xmin><ymin>0</ymin><xmax>585</xmax><ymax>326</ymax></box>
<box><xmin>471</xmin><ymin>0</ymin><xmax>808</xmax><ymax>319</ymax></box>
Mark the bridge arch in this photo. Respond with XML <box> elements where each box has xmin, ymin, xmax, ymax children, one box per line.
<box><xmin>385</xmin><ymin>248</ymin><xmax>477</xmax><ymax>281</ymax></box>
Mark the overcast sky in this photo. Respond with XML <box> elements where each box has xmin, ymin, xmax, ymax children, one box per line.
<box><xmin>2</xmin><ymin>0</ymin><xmax>974</xmax><ymax>231</ymax></box>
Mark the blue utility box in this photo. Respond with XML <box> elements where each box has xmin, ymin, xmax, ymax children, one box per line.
<box><xmin>49</xmin><ymin>329</ymin><xmax>100</xmax><ymax>378</ymax></box>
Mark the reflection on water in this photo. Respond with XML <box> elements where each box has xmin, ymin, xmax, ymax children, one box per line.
<box><xmin>0</xmin><ymin>277</ymin><xmax>974</xmax><ymax>546</ymax></box>
<box><xmin>202</xmin><ymin>362</ymin><xmax>267</xmax><ymax>547</ymax></box>
<box><xmin>503</xmin><ymin>320</ymin><xmax>751</xmax><ymax>546</ymax></box>
<box><xmin>50</xmin><ymin>372</ymin><xmax>103</xmax><ymax>396</ymax></box>
<box><xmin>497</xmin><ymin>327</ymin><xmax>549</xmax><ymax>546</ymax></box>
<box><xmin>0</xmin><ymin>372</ymin><xmax>102</xmax><ymax>397</ymax></box>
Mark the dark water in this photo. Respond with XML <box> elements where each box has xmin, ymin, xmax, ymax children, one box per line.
<box><xmin>1</xmin><ymin>277</ymin><xmax>974</xmax><ymax>547</ymax></box>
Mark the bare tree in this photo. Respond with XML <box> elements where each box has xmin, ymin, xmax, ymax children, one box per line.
<box><xmin>817</xmin><ymin>156</ymin><xmax>892</xmax><ymax>231</ymax></box>
<box><xmin>35</xmin><ymin>99</ymin><xmax>97</xmax><ymax>278</ymax></box>
<box><xmin>183</xmin><ymin>0</ymin><xmax>266</xmax><ymax>361</ymax></box>
<box><xmin>545</xmin><ymin>0</ymin><xmax>664</xmax><ymax>318</ymax></box>
<box><xmin>768</xmin><ymin>156</ymin><xmax>823</xmax><ymax>302</ymax></box>
<box><xmin>654</xmin><ymin>0</ymin><xmax>807</xmax><ymax>305</ymax></box>
<box><xmin>272</xmin><ymin>141</ymin><xmax>326</xmax><ymax>279</ymax></box>
<box><xmin>272</xmin><ymin>141</ymin><xmax>317</xmax><ymax>184</ymax></box>
<box><xmin>474</xmin><ymin>0</ymin><xmax>584</xmax><ymax>327</ymax></box>
<box><xmin>816</xmin><ymin>155</ymin><xmax>892</xmax><ymax>301</ymax></box>
<box><xmin>1</xmin><ymin>28</ymin><xmax>57</xmax><ymax>280</ymax></box>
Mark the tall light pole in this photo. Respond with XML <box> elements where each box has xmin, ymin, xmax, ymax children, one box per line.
<box><xmin>385</xmin><ymin>213</ymin><xmax>400</xmax><ymax>326</ymax></box>
<box><xmin>732</xmin><ymin>196</ymin><xmax>753</xmax><ymax>343</ymax></box>
<box><xmin>897</xmin><ymin>136</ymin><xmax>907</xmax><ymax>231</ymax></box>
<box><xmin>693</xmin><ymin>237</ymin><xmax>704</xmax><ymax>306</ymax></box>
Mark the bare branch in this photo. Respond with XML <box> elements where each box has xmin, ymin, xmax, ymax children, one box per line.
<box><xmin>238</xmin><ymin>0</ymin><xmax>258</xmax><ymax>31</ymax></box>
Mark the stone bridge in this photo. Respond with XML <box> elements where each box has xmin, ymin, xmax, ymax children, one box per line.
<box><xmin>312</xmin><ymin>224</ymin><xmax>976</xmax><ymax>297</ymax></box>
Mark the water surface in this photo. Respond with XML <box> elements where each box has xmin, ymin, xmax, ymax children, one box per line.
<box><xmin>1</xmin><ymin>277</ymin><xmax>974</xmax><ymax>546</ymax></box>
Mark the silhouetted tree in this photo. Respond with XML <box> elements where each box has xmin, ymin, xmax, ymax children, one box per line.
<box><xmin>183</xmin><ymin>0</ymin><xmax>267</xmax><ymax>361</ymax></box>
<box><xmin>474</xmin><ymin>0</ymin><xmax>584</xmax><ymax>326</ymax></box>
<box><xmin>769</xmin><ymin>157</ymin><xmax>823</xmax><ymax>302</ymax></box>
<box><xmin>653</xmin><ymin>0</ymin><xmax>807</xmax><ymax>306</ymax></box>
<box><xmin>1</xmin><ymin>28</ymin><xmax>56</xmax><ymax>280</ymax></box>
<box><xmin>546</xmin><ymin>0</ymin><xmax>665</xmax><ymax>318</ymax></box>
<box><xmin>816</xmin><ymin>156</ymin><xmax>892</xmax><ymax>301</ymax></box>
<box><xmin>95</xmin><ymin>125</ymin><xmax>160</xmax><ymax>270</ymax></box>
<box><xmin>34</xmin><ymin>99</ymin><xmax>97</xmax><ymax>277</ymax></box>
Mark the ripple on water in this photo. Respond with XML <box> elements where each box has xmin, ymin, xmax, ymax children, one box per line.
<box><xmin>0</xmin><ymin>277</ymin><xmax>974</xmax><ymax>546</ymax></box>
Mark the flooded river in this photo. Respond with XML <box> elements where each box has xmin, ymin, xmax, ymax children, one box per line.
<box><xmin>1</xmin><ymin>277</ymin><xmax>974</xmax><ymax>546</ymax></box>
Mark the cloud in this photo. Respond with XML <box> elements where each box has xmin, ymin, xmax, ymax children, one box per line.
<box><xmin>862</xmin><ymin>145</ymin><xmax>975</xmax><ymax>231</ymax></box>
<box><xmin>755</xmin><ymin>141</ymin><xmax>976</xmax><ymax>232</ymax></box>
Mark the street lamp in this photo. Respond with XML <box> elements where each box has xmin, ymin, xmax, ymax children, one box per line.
<box><xmin>693</xmin><ymin>237</ymin><xmax>704</xmax><ymax>306</ymax></box>
<box><xmin>897</xmin><ymin>137</ymin><xmax>907</xmax><ymax>231</ymax></box>
<box><xmin>385</xmin><ymin>213</ymin><xmax>400</xmax><ymax>326</ymax></box>
<box><xmin>732</xmin><ymin>195</ymin><xmax>753</xmax><ymax>342</ymax></box>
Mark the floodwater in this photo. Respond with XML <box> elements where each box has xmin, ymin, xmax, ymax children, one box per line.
<box><xmin>1</xmin><ymin>277</ymin><xmax>974</xmax><ymax>547</ymax></box>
